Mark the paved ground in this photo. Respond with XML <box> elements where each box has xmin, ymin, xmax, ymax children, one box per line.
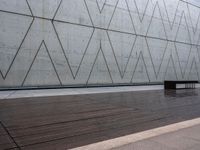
<box><xmin>0</xmin><ymin>85</ymin><xmax>164</xmax><ymax>99</ymax></box>
<box><xmin>113</xmin><ymin>124</ymin><xmax>200</xmax><ymax>150</ymax></box>
<box><xmin>0</xmin><ymin>88</ymin><xmax>200</xmax><ymax>149</ymax></box>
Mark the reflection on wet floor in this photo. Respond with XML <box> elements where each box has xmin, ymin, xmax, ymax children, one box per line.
<box><xmin>0</xmin><ymin>89</ymin><xmax>200</xmax><ymax>149</ymax></box>
<box><xmin>164</xmin><ymin>89</ymin><xmax>198</xmax><ymax>97</ymax></box>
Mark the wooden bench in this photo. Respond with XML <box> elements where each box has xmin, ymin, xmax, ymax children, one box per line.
<box><xmin>164</xmin><ymin>80</ymin><xmax>198</xmax><ymax>90</ymax></box>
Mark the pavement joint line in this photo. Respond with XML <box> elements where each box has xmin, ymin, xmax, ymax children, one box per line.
<box><xmin>0</xmin><ymin>121</ymin><xmax>21</xmax><ymax>150</ymax></box>
<box><xmin>70</xmin><ymin>117</ymin><xmax>200</xmax><ymax>150</ymax></box>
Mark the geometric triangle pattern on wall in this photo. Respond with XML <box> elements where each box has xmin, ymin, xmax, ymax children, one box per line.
<box><xmin>96</xmin><ymin>0</ymin><xmax>107</xmax><ymax>13</ymax></box>
<box><xmin>131</xmin><ymin>52</ymin><xmax>150</xmax><ymax>83</ymax></box>
<box><xmin>23</xmin><ymin>41</ymin><xmax>61</xmax><ymax>86</ymax></box>
<box><xmin>0</xmin><ymin>0</ymin><xmax>200</xmax><ymax>88</ymax></box>
<box><xmin>0</xmin><ymin>12</ymin><xmax>33</xmax><ymax>79</ymax></box>
<box><xmin>87</xmin><ymin>47</ymin><xmax>113</xmax><ymax>85</ymax></box>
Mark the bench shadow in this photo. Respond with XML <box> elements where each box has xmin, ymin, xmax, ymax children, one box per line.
<box><xmin>164</xmin><ymin>89</ymin><xmax>198</xmax><ymax>98</ymax></box>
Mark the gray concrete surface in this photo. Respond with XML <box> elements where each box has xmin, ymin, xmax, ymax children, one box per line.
<box><xmin>113</xmin><ymin>124</ymin><xmax>200</xmax><ymax>150</ymax></box>
<box><xmin>0</xmin><ymin>85</ymin><xmax>163</xmax><ymax>99</ymax></box>
<box><xmin>72</xmin><ymin>118</ymin><xmax>200</xmax><ymax>150</ymax></box>
<box><xmin>1</xmin><ymin>84</ymin><xmax>200</xmax><ymax>100</ymax></box>
<box><xmin>0</xmin><ymin>0</ymin><xmax>200</xmax><ymax>88</ymax></box>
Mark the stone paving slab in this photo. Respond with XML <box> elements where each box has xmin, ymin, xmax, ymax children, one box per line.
<box><xmin>113</xmin><ymin>124</ymin><xmax>200</xmax><ymax>150</ymax></box>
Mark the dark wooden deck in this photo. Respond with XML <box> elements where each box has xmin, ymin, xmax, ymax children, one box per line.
<box><xmin>0</xmin><ymin>89</ymin><xmax>200</xmax><ymax>150</ymax></box>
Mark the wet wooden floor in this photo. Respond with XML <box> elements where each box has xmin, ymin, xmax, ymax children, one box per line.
<box><xmin>0</xmin><ymin>89</ymin><xmax>200</xmax><ymax>150</ymax></box>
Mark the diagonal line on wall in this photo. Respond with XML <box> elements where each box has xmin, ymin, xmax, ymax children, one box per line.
<box><xmin>0</xmin><ymin>70</ymin><xmax>3</xmax><ymax>80</ymax></box>
<box><xmin>51</xmin><ymin>21</ymin><xmax>76</xmax><ymax>79</ymax></box>
<box><xmin>107</xmin><ymin>0</ymin><xmax>119</xmax><ymax>30</ymax></box>
<box><xmin>145</xmin><ymin>37</ymin><xmax>159</xmax><ymax>79</ymax></box>
<box><xmin>175</xmin><ymin>11</ymin><xmax>192</xmax><ymax>44</ymax></box>
<box><xmin>157</xmin><ymin>2</ymin><xmax>168</xmax><ymax>39</ymax></box>
<box><xmin>146</xmin><ymin>1</ymin><xmax>157</xmax><ymax>36</ymax></box>
<box><xmin>163</xmin><ymin>0</ymin><xmax>180</xmax><ymax>29</ymax></box>
<box><xmin>100</xmin><ymin>43</ymin><xmax>114</xmax><ymax>84</ymax></box>
<box><xmin>188</xmin><ymin>58</ymin><xmax>200</xmax><ymax>80</ymax></box>
<box><xmin>141</xmin><ymin>51</ymin><xmax>150</xmax><ymax>82</ymax></box>
<box><xmin>0</xmin><ymin>9</ymin><xmax>199</xmax><ymax>46</ymax></box>
<box><xmin>43</xmin><ymin>41</ymin><xmax>62</xmax><ymax>85</ymax></box>
<box><xmin>86</xmin><ymin>47</ymin><xmax>101</xmax><ymax>85</ymax></box>
<box><xmin>171</xmin><ymin>50</ymin><xmax>179</xmax><ymax>80</ymax></box>
<box><xmin>130</xmin><ymin>52</ymin><xmax>141</xmax><ymax>82</ymax></box>
<box><xmin>156</xmin><ymin>41</ymin><xmax>169</xmax><ymax>79</ymax></box>
<box><xmin>74</xmin><ymin>28</ymin><xmax>95</xmax><ymax>78</ymax></box>
<box><xmin>122</xmin><ymin>35</ymin><xmax>138</xmax><ymax>78</ymax></box>
<box><xmin>164</xmin><ymin>55</ymin><xmax>178</xmax><ymax>80</ymax></box>
<box><xmin>186</xmin><ymin>2</ymin><xmax>200</xmax><ymax>40</ymax></box>
<box><xmin>183</xmin><ymin>11</ymin><xmax>193</xmax><ymax>44</ymax></box>
<box><xmin>86</xmin><ymin>41</ymin><xmax>114</xmax><ymax>85</ymax></box>
<box><xmin>84</xmin><ymin>0</ymin><xmax>95</xmax><ymax>27</ymax></box>
<box><xmin>180</xmin><ymin>0</ymin><xmax>200</xmax><ymax>9</ymax></box>
<box><xmin>21</xmin><ymin>41</ymin><xmax>62</xmax><ymax>86</ymax></box>
<box><xmin>133</xmin><ymin>0</ymin><xmax>150</xmax><ymax>22</ymax></box>
<box><xmin>96</xmin><ymin>0</ymin><xmax>107</xmax><ymax>13</ymax></box>
<box><xmin>197</xmin><ymin>46</ymin><xmax>200</xmax><ymax>61</ymax></box>
<box><xmin>52</xmin><ymin>0</ymin><xmax>63</xmax><ymax>20</ymax></box>
<box><xmin>125</xmin><ymin>0</ymin><xmax>137</xmax><ymax>34</ymax></box>
<box><xmin>1</xmin><ymin>17</ymin><xmax>34</xmax><ymax>80</ymax></box>
<box><xmin>187</xmin><ymin>3</ymin><xmax>196</xmax><ymax>34</ymax></box>
<box><xmin>107</xmin><ymin>31</ymin><xmax>137</xmax><ymax>78</ymax></box>
<box><xmin>131</xmin><ymin>51</ymin><xmax>150</xmax><ymax>83</ymax></box>
<box><xmin>174</xmin><ymin>42</ymin><xmax>192</xmax><ymax>78</ymax></box>
<box><xmin>106</xmin><ymin>31</ymin><xmax>124</xmax><ymax>78</ymax></box>
<box><xmin>146</xmin><ymin>2</ymin><xmax>168</xmax><ymax>39</ymax></box>
<box><xmin>52</xmin><ymin>21</ymin><xmax>95</xmax><ymax>79</ymax></box>
<box><xmin>21</xmin><ymin>41</ymin><xmax>44</xmax><ymax>86</ymax></box>
<box><xmin>1</xmin><ymin>0</ymin><xmax>200</xmax><ymax>87</ymax></box>
<box><xmin>26</xmin><ymin>0</ymin><xmax>34</xmax><ymax>16</ymax></box>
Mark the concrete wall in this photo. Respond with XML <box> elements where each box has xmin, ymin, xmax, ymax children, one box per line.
<box><xmin>0</xmin><ymin>0</ymin><xmax>200</xmax><ymax>88</ymax></box>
